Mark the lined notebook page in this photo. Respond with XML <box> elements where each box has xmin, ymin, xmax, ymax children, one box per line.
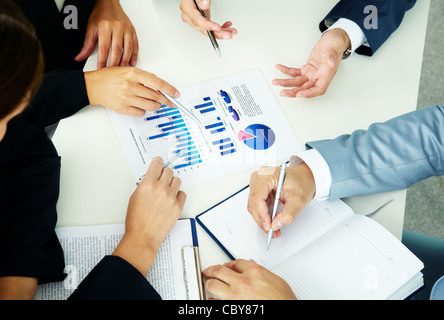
<box><xmin>198</xmin><ymin>187</ymin><xmax>355</xmax><ymax>269</ymax></box>
<box><xmin>272</xmin><ymin>215</ymin><xmax>424</xmax><ymax>300</ymax></box>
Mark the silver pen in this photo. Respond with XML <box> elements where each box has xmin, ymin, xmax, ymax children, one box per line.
<box><xmin>267</xmin><ymin>162</ymin><xmax>287</xmax><ymax>250</ymax></box>
<box><xmin>193</xmin><ymin>0</ymin><xmax>222</xmax><ymax>58</ymax></box>
<box><xmin>159</xmin><ymin>91</ymin><xmax>201</xmax><ymax>125</ymax></box>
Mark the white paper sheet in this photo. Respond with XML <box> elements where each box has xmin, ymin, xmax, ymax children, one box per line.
<box><xmin>107</xmin><ymin>69</ymin><xmax>303</xmax><ymax>186</ymax></box>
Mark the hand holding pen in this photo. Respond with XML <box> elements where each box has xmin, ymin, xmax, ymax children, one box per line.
<box><xmin>247</xmin><ymin>158</ymin><xmax>316</xmax><ymax>245</ymax></box>
<box><xmin>180</xmin><ymin>0</ymin><xmax>238</xmax><ymax>43</ymax></box>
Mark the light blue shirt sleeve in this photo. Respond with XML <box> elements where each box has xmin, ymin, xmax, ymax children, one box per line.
<box><xmin>306</xmin><ymin>104</ymin><xmax>444</xmax><ymax>199</ymax></box>
<box><xmin>431</xmin><ymin>276</ymin><xmax>444</xmax><ymax>300</ymax></box>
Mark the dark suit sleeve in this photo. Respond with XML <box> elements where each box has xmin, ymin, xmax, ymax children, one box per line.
<box><xmin>25</xmin><ymin>69</ymin><xmax>90</xmax><ymax>129</ymax></box>
<box><xmin>320</xmin><ymin>0</ymin><xmax>417</xmax><ymax>56</ymax></box>
<box><xmin>68</xmin><ymin>256</ymin><xmax>162</xmax><ymax>300</ymax></box>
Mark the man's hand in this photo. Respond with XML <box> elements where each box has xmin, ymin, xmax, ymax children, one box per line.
<box><xmin>204</xmin><ymin>259</ymin><xmax>297</xmax><ymax>300</ymax></box>
<box><xmin>75</xmin><ymin>0</ymin><xmax>139</xmax><ymax>69</ymax></box>
<box><xmin>84</xmin><ymin>67</ymin><xmax>180</xmax><ymax>117</ymax></box>
<box><xmin>180</xmin><ymin>0</ymin><xmax>237</xmax><ymax>40</ymax></box>
<box><xmin>247</xmin><ymin>163</ymin><xmax>315</xmax><ymax>237</ymax></box>
<box><xmin>272</xmin><ymin>28</ymin><xmax>351</xmax><ymax>98</ymax></box>
<box><xmin>112</xmin><ymin>157</ymin><xmax>187</xmax><ymax>276</ymax></box>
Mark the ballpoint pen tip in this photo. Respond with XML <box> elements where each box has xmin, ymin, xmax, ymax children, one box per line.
<box><xmin>216</xmin><ymin>48</ymin><xmax>222</xmax><ymax>58</ymax></box>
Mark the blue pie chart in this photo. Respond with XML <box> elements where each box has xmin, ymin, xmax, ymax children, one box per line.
<box><xmin>243</xmin><ymin>124</ymin><xmax>276</xmax><ymax>150</ymax></box>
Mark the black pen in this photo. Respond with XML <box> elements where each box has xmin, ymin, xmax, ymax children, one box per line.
<box><xmin>193</xmin><ymin>0</ymin><xmax>222</xmax><ymax>58</ymax></box>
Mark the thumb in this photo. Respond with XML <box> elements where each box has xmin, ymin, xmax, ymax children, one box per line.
<box><xmin>271</xmin><ymin>201</ymin><xmax>301</xmax><ymax>231</ymax></box>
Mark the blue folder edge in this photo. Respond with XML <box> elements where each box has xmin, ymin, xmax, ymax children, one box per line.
<box><xmin>179</xmin><ymin>218</ymin><xmax>199</xmax><ymax>247</ymax></box>
<box><xmin>195</xmin><ymin>185</ymin><xmax>249</xmax><ymax>261</ymax></box>
<box><xmin>190</xmin><ymin>218</ymin><xmax>199</xmax><ymax>247</ymax></box>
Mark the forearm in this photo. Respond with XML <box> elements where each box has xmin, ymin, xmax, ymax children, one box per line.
<box><xmin>0</xmin><ymin>276</ymin><xmax>38</xmax><ymax>300</ymax></box>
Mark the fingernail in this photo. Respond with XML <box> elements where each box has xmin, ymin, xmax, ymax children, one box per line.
<box><xmin>199</xmin><ymin>0</ymin><xmax>209</xmax><ymax>9</ymax></box>
<box><xmin>272</xmin><ymin>220</ymin><xmax>282</xmax><ymax>231</ymax></box>
<box><xmin>262</xmin><ymin>222</ymin><xmax>267</xmax><ymax>231</ymax></box>
<box><xmin>174</xmin><ymin>91</ymin><xmax>180</xmax><ymax>98</ymax></box>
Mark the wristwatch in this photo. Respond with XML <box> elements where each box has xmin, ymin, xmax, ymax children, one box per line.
<box><xmin>342</xmin><ymin>46</ymin><xmax>352</xmax><ymax>59</ymax></box>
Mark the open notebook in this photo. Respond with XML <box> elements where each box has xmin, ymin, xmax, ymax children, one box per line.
<box><xmin>35</xmin><ymin>219</ymin><xmax>204</xmax><ymax>300</ymax></box>
<box><xmin>196</xmin><ymin>186</ymin><xmax>424</xmax><ymax>300</ymax></box>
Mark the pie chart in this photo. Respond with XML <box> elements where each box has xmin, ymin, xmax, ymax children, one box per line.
<box><xmin>240</xmin><ymin>124</ymin><xmax>276</xmax><ymax>150</ymax></box>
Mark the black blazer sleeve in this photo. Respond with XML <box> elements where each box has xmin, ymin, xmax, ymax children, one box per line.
<box><xmin>320</xmin><ymin>0</ymin><xmax>417</xmax><ymax>56</ymax></box>
<box><xmin>25</xmin><ymin>69</ymin><xmax>90</xmax><ymax>129</ymax></box>
<box><xmin>68</xmin><ymin>256</ymin><xmax>162</xmax><ymax>300</ymax></box>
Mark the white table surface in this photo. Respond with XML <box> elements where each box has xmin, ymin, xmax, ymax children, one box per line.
<box><xmin>53</xmin><ymin>0</ymin><xmax>430</xmax><ymax>269</ymax></box>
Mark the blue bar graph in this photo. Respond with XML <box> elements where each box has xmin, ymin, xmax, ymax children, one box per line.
<box><xmin>194</xmin><ymin>101</ymin><xmax>213</xmax><ymax>109</ymax></box>
<box><xmin>203</xmin><ymin>97</ymin><xmax>211</xmax><ymax>101</ymax></box>
<box><xmin>212</xmin><ymin>138</ymin><xmax>231</xmax><ymax>145</ymax></box>
<box><xmin>174</xmin><ymin>159</ymin><xmax>203</xmax><ymax>170</ymax></box>
<box><xmin>176</xmin><ymin>141</ymin><xmax>194</xmax><ymax>149</ymax></box>
<box><xmin>144</xmin><ymin>106</ymin><xmax>204</xmax><ymax>171</ymax></box>
<box><xmin>146</xmin><ymin>110</ymin><xmax>180</xmax><ymax>121</ymax></box>
<box><xmin>200</xmin><ymin>107</ymin><xmax>216</xmax><ymax>114</ymax></box>
<box><xmin>148</xmin><ymin>128</ymin><xmax>188</xmax><ymax>140</ymax></box>
<box><xmin>180</xmin><ymin>149</ymin><xmax>199</xmax><ymax>157</ymax></box>
<box><xmin>157</xmin><ymin>107</ymin><xmax>177</xmax><ymax>113</ymax></box>
<box><xmin>219</xmin><ymin>143</ymin><xmax>234</xmax><ymax>150</ymax></box>
<box><xmin>160</xmin><ymin>123</ymin><xmax>186</xmax><ymax>132</ymax></box>
<box><xmin>157</xmin><ymin>119</ymin><xmax>184</xmax><ymax>128</ymax></box>
<box><xmin>210</xmin><ymin>127</ymin><xmax>226</xmax><ymax>134</ymax></box>
<box><xmin>174</xmin><ymin>146</ymin><xmax>196</xmax><ymax>154</ymax></box>
<box><xmin>205</xmin><ymin>122</ymin><xmax>224</xmax><ymax>130</ymax></box>
<box><xmin>221</xmin><ymin>148</ymin><xmax>237</xmax><ymax>156</ymax></box>
<box><xmin>177</xmin><ymin>136</ymin><xmax>192</xmax><ymax>143</ymax></box>
<box><xmin>175</xmin><ymin>132</ymin><xmax>190</xmax><ymax>139</ymax></box>
<box><xmin>183</xmin><ymin>155</ymin><xmax>201</xmax><ymax>162</ymax></box>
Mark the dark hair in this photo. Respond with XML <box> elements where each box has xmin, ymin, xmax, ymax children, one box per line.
<box><xmin>0</xmin><ymin>0</ymin><xmax>43</xmax><ymax>120</ymax></box>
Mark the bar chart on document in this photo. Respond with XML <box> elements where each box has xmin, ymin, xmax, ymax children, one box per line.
<box><xmin>107</xmin><ymin>70</ymin><xmax>303</xmax><ymax>186</ymax></box>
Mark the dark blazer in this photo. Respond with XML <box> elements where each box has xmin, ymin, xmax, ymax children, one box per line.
<box><xmin>68</xmin><ymin>256</ymin><xmax>162</xmax><ymax>300</ymax></box>
<box><xmin>0</xmin><ymin>68</ymin><xmax>89</xmax><ymax>283</ymax></box>
<box><xmin>1</xmin><ymin>1</ymin><xmax>162</xmax><ymax>298</ymax></box>
<box><xmin>14</xmin><ymin>0</ymin><xmax>96</xmax><ymax>73</ymax></box>
<box><xmin>320</xmin><ymin>0</ymin><xmax>417</xmax><ymax>56</ymax></box>
<box><xmin>0</xmin><ymin>1</ymin><xmax>93</xmax><ymax>284</ymax></box>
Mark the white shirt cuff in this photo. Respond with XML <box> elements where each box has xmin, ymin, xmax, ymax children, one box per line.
<box><xmin>291</xmin><ymin>149</ymin><xmax>332</xmax><ymax>201</ymax></box>
<box><xmin>326</xmin><ymin>18</ymin><xmax>367</xmax><ymax>56</ymax></box>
